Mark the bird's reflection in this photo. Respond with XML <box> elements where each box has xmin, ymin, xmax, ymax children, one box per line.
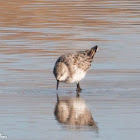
<box><xmin>54</xmin><ymin>92</ymin><xmax>97</xmax><ymax>128</ymax></box>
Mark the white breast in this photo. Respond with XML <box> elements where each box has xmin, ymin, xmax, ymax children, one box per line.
<box><xmin>70</xmin><ymin>65</ymin><xmax>86</xmax><ymax>83</ymax></box>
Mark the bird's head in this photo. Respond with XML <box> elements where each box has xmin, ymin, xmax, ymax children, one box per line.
<box><xmin>53</xmin><ymin>62</ymin><xmax>69</xmax><ymax>90</ymax></box>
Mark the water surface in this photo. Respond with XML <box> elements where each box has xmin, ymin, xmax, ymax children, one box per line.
<box><xmin>0</xmin><ymin>0</ymin><xmax>140</xmax><ymax>140</ymax></box>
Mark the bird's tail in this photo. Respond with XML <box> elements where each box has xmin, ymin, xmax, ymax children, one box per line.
<box><xmin>87</xmin><ymin>45</ymin><xmax>98</xmax><ymax>58</ymax></box>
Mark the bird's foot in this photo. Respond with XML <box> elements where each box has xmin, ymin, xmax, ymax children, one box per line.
<box><xmin>76</xmin><ymin>88</ymin><xmax>82</xmax><ymax>99</ymax></box>
<box><xmin>76</xmin><ymin>90</ymin><xmax>81</xmax><ymax>98</ymax></box>
<box><xmin>76</xmin><ymin>82</ymin><xmax>82</xmax><ymax>93</ymax></box>
<box><xmin>76</xmin><ymin>87</ymin><xmax>82</xmax><ymax>92</ymax></box>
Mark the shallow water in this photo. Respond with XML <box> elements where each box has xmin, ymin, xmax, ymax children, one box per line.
<box><xmin>0</xmin><ymin>0</ymin><xmax>140</xmax><ymax>140</ymax></box>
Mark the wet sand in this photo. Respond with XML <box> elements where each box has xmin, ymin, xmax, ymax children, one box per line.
<box><xmin>0</xmin><ymin>0</ymin><xmax>140</xmax><ymax>140</ymax></box>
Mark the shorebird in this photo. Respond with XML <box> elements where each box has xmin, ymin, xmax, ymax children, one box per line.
<box><xmin>53</xmin><ymin>45</ymin><xmax>98</xmax><ymax>91</ymax></box>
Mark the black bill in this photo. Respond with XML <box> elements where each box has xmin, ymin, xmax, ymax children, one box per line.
<box><xmin>56</xmin><ymin>80</ymin><xmax>59</xmax><ymax>90</ymax></box>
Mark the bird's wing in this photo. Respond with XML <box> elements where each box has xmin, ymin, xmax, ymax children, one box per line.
<box><xmin>74</xmin><ymin>51</ymin><xmax>93</xmax><ymax>71</ymax></box>
<box><xmin>57</xmin><ymin>52</ymin><xmax>92</xmax><ymax>72</ymax></box>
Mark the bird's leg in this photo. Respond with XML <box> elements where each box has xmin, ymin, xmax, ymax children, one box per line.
<box><xmin>76</xmin><ymin>82</ymin><xmax>82</xmax><ymax>92</ymax></box>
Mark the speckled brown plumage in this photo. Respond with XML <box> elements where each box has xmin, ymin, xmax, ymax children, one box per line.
<box><xmin>55</xmin><ymin>46</ymin><xmax>98</xmax><ymax>76</ymax></box>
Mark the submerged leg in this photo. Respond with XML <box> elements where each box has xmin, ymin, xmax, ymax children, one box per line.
<box><xmin>76</xmin><ymin>82</ymin><xmax>82</xmax><ymax>92</ymax></box>
<box><xmin>76</xmin><ymin>91</ymin><xmax>80</xmax><ymax>98</ymax></box>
